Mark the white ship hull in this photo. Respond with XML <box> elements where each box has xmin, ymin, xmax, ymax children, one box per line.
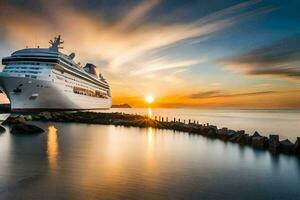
<box><xmin>0</xmin><ymin>76</ymin><xmax>112</xmax><ymax>112</ymax></box>
<box><xmin>1</xmin><ymin>36</ymin><xmax>112</xmax><ymax>112</ymax></box>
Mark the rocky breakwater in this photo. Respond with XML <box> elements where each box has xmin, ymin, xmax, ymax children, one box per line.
<box><xmin>2</xmin><ymin>112</ymin><xmax>300</xmax><ymax>156</ymax></box>
<box><xmin>2</xmin><ymin>114</ymin><xmax>44</xmax><ymax>134</ymax></box>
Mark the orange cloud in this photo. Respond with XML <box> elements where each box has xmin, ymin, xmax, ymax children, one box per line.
<box><xmin>151</xmin><ymin>90</ymin><xmax>300</xmax><ymax>109</ymax></box>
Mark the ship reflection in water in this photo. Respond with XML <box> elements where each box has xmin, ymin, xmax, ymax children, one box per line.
<box><xmin>47</xmin><ymin>125</ymin><xmax>58</xmax><ymax>171</ymax></box>
<box><xmin>0</xmin><ymin>120</ymin><xmax>299</xmax><ymax>199</ymax></box>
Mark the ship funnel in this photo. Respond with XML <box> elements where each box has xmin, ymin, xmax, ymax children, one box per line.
<box><xmin>69</xmin><ymin>53</ymin><xmax>75</xmax><ymax>59</ymax></box>
<box><xmin>83</xmin><ymin>63</ymin><xmax>98</xmax><ymax>77</ymax></box>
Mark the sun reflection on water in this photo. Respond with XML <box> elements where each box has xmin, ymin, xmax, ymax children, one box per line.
<box><xmin>145</xmin><ymin>126</ymin><xmax>160</xmax><ymax>187</ymax></box>
<box><xmin>147</xmin><ymin>127</ymin><xmax>153</xmax><ymax>147</ymax></box>
<box><xmin>47</xmin><ymin>125</ymin><xmax>58</xmax><ymax>170</ymax></box>
<box><xmin>148</xmin><ymin>107</ymin><xmax>152</xmax><ymax>118</ymax></box>
<box><xmin>147</xmin><ymin>127</ymin><xmax>156</xmax><ymax>163</ymax></box>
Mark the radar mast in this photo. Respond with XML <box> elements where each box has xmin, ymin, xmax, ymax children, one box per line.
<box><xmin>49</xmin><ymin>35</ymin><xmax>64</xmax><ymax>51</ymax></box>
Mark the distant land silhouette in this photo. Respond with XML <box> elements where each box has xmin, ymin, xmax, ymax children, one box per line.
<box><xmin>111</xmin><ymin>104</ymin><xmax>132</xmax><ymax>108</ymax></box>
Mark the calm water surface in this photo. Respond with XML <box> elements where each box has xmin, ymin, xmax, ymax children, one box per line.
<box><xmin>108</xmin><ymin>108</ymin><xmax>300</xmax><ymax>141</ymax></box>
<box><xmin>0</xmin><ymin>120</ymin><xmax>300</xmax><ymax>199</ymax></box>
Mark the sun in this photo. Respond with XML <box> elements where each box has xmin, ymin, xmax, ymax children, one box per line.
<box><xmin>145</xmin><ymin>95</ymin><xmax>155</xmax><ymax>104</ymax></box>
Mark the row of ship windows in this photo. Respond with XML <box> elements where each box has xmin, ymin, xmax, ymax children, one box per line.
<box><xmin>54</xmin><ymin>71</ymin><xmax>106</xmax><ymax>92</ymax></box>
<box><xmin>25</xmin><ymin>75</ymin><xmax>37</xmax><ymax>79</ymax></box>
<box><xmin>36</xmin><ymin>84</ymin><xmax>50</xmax><ymax>88</ymax></box>
<box><xmin>58</xmin><ymin>62</ymin><xmax>108</xmax><ymax>89</ymax></box>
<box><xmin>64</xmin><ymin>79</ymin><xmax>99</xmax><ymax>91</ymax></box>
<box><xmin>65</xmin><ymin>83</ymin><xmax>107</xmax><ymax>94</ymax></box>
<box><xmin>54</xmin><ymin>73</ymin><xmax>94</xmax><ymax>90</ymax></box>
<box><xmin>63</xmin><ymin>88</ymin><xmax>109</xmax><ymax>99</ymax></box>
<box><xmin>5</xmin><ymin>66</ymin><xmax>41</xmax><ymax>70</ymax></box>
<box><xmin>7</xmin><ymin>62</ymin><xmax>53</xmax><ymax>66</ymax></box>
<box><xmin>3</xmin><ymin>70</ymin><xmax>41</xmax><ymax>74</ymax></box>
<box><xmin>73</xmin><ymin>86</ymin><xmax>109</xmax><ymax>99</ymax></box>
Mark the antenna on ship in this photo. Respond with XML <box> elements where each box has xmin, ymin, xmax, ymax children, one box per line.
<box><xmin>49</xmin><ymin>35</ymin><xmax>64</xmax><ymax>51</ymax></box>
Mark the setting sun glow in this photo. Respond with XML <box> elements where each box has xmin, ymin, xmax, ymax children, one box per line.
<box><xmin>145</xmin><ymin>96</ymin><xmax>155</xmax><ymax>104</ymax></box>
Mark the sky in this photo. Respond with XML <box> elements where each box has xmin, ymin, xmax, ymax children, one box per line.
<box><xmin>0</xmin><ymin>0</ymin><xmax>299</xmax><ymax>108</ymax></box>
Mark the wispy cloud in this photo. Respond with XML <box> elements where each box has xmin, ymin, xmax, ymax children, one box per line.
<box><xmin>222</xmin><ymin>35</ymin><xmax>300</xmax><ymax>81</ymax></box>
<box><xmin>116</xmin><ymin>0</ymin><xmax>160</xmax><ymax>30</ymax></box>
<box><xmin>131</xmin><ymin>57</ymin><xmax>202</xmax><ymax>75</ymax></box>
<box><xmin>189</xmin><ymin>90</ymin><xmax>278</xmax><ymax>99</ymax></box>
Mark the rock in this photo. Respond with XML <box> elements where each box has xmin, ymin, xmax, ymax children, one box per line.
<box><xmin>39</xmin><ymin>112</ymin><xmax>52</xmax><ymax>120</ymax></box>
<box><xmin>252</xmin><ymin>136</ymin><xmax>267</xmax><ymax>149</ymax></box>
<box><xmin>236</xmin><ymin>133</ymin><xmax>247</xmax><ymax>144</ymax></box>
<box><xmin>221</xmin><ymin>133</ymin><xmax>233</xmax><ymax>141</ymax></box>
<box><xmin>51</xmin><ymin>112</ymin><xmax>64</xmax><ymax>121</ymax></box>
<box><xmin>31</xmin><ymin>115</ymin><xmax>41</xmax><ymax>121</ymax></box>
<box><xmin>218</xmin><ymin>127</ymin><xmax>228</xmax><ymax>133</ymax></box>
<box><xmin>237</xmin><ymin>130</ymin><xmax>245</xmax><ymax>135</ymax></box>
<box><xmin>11</xmin><ymin>123</ymin><xmax>44</xmax><ymax>134</ymax></box>
<box><xmin>217</xmin><ymin>128</ymin><xmax>227</xmax><ymax>134</ymax></box>
<box><xmin>226</xmin><ymin>131</ymin><xmax>236</xmax><ymax>139</ymax></box>
<box><xmin>251</xmin><ymin>131</ymin><xmax>268</xmax><ymax>149</ymax></box>
<box><xmin>0</xmin><ymin>125</ymin><xmax>6</xmax><ymax>133</ymax></box>
<box><xmin>206</xmin><ymin>128</ymin><xmax>218</xmax><ymax>138</ymax></box>
<box><xmin>280</xmin><ymin>139</ymin><xmax>294</xmax><ymax>154</ymax></box>
<box><xmin>230</xmin><ymin>131</ymin><xmax>246</xmax><ymax>142</ymax></box>
<box><xmin>12</xmin><ymin>115</ymin><xmax>26</xmax><ymax>123</ymax></box>
<box><xmin>229</xmin><ymin>133</ymin><xmax>241</xmax><ymax>143</ymax></box>
<box><xmin>294</xmin><ymin>138</ymin><xmax>300</xmax><ymax>155</ymax></box>
<box><xmin>16</xmin><ymin>115</ymin><xmax>27</xmax><ymax>123</ymax></box>
<box><xmin>111</xmin><ymin>119</ymin><xmax>125</xmax><ymax>125</ymax></box>
<box><xmin>218</xmin><ymin>128</ymin><xmax>236</xmax><ymax>141</ymax></box>
<box><xmin>269</xmin><ymin>135</ymin><xmax>280</xmax><ymax>153</ymax></box>
<box><xmin>24</xmin><ymin>115</ymin><xmax>32</xmax><ymax>121</ymax></box>
<box><xmin>244</xmin><ymin>134</ymin><xmax>252</xmax><ymax>145</ymax></box>
<box><xmin>2</xmin><ymin>115</ymin><xmax>25</xmax><ymax>125</ymax></box>
<box><xmin>210</xmin><ymin>125</ymin><xmax>218</xmax><ymax>130</ymax></box>
<box><xmin>253</xmin><ymin>131</ymin><xmax>261</xmax><ymax>137</ymax></box>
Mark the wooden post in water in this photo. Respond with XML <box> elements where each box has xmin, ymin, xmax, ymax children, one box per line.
<box><xmin>162</xmin><ymin>117</ymin><xmax>164</xmax><ymax>122</ymax></box>
<box><xmin>166</xmin><ymin>117</ymin><xmax>168</xmax><ymax>122</ymax></box>
<box><xmin>188</xmin><ymin>119</ymin><xmax>191</xmax><ymax>124</ymax></box>
<box><xmin>174</xmin><ymin>117</ymin><xmax>176</xmax><ymax>122</ymax></box>
<box><xmin>179</xmin><ymin>118</ymin><xmax>181</xmax><ymax>123</ymax></box>
<box><xmin>155</xmin><ymin>116</ymin><xmax>157</xmax><ymax>121</ymax></box>
<box><xmin>184</xmin><ymin>119</ymin><xmax>186</xmax><ymax>124</ymax></box>
<box><xmin>158</xmin><ymin>116</ymin><xmax>161</xmax><ymax>121</ymax></box>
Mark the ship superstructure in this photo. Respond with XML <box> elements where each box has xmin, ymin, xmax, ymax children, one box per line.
<box><xmin>0</xmin><ymin>35</ymin><xmax>112</xmax><ymax>112</ymax></box>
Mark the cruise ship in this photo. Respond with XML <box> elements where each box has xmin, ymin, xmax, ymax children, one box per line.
<box><xmin>0</xmin><ymin>36</ymin><xmax>112</xmax><ymax>112</ymax></box>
